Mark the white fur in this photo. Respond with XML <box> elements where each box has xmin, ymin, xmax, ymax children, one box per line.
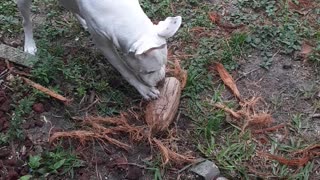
<box><xmin>16</xmin><ymin>0</ymin><xmax>182</xmax><ymax>100</ymax></box>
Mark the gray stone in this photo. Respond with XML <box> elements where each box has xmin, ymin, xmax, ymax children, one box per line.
<box><xmin>190</xmin><ymin>160</ymin><xmax>220</xmax><ymax>180</ymax></box>
<box><xmin>0</xmin><ymin>43</ymin><xmax>38</xmax><ymax>68</ymax></box>
<box><xmin>216</xmin><ymin>177</ymin><xmax>229</xmax><ymax>180</ymax></box>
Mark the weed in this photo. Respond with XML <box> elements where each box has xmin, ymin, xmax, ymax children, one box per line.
<box><xmin>140</xmin><ymin>0</ymin><xmax>171</xmax><ymax>19</ymax></box>
<box><xmin>292</xmin><ymin>114</ymin><xmax>302</xmax><ymax>130</ymax></box>
<box><xmin>0</xmin><ymin>0</ymin><xmax>16</xmax><ymax>16</ymax></box>
<box><xmin>26</xmin><ymin>147</ymin><xmax>84</xmax><ymax>178</ymax></box>
<box><xmin>142</xmin><ymin>158</ymin><xmax>163</xmax><ymax>180</ymax></box>
<box><xmin>238</xmin><ymin>0</ymin><xmax>278</xmax><ymax>16</ymax></box>
<box><xmin>221</xmin><ymin>33</ymin><xmax>248</xmax><ymax>70</ymax></box>
<box><xmin>292</xmin><ymin>161</ymin><xmax>314</xmax><ymax>180</ymax></box>
<box><xmin>7</xmin><ymin>78</ymin><xmax>35</xmax><ymax>140</ymax></box>
<box><xmin>227</xmin><ymin>11</ymin><xmax>258</xmax><ymax>26</ymax></box>
<box><xmin>0</xmin><ymin>133</ymin><xmax>9</xmax><ymax>145</ymax></box>
<box><xmin>1</xmin><ymin>0</ymin><xmax>319</xmax><ymax>178</ymax></box>
<box><xmin>0</xmin><ymin>0</ymin><xmax>21</xmax><ymax>35</ymax></box>
<box><xmin>215</xmin><ymin>130</ymin><xmax>255</xmax><ymax>178</ymax></box>
<box><xmin>309</xmin><ymin>43</ymin><xmax>320</xmax><ymax>64</ymax></box>
<box><xmin>9</xmin><ymin>96</ymin><xmax>35</xmax><ymax>140</ymax></box>
<box><xmin>267</xmin><ymin>141</ymin><xmax>310</xmax><ymax>178</ymax></box>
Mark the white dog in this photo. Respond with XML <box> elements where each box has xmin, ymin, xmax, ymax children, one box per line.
<box><xmin>17</xmin><ymin>0</ymin><xmax>182</xmax><ymax>100</ymax></box>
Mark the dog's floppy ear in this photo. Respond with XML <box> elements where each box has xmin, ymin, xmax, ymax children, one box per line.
<box><xmin>156</xmin><ymin>16</ymin><xmax>182</xmax><ymax>39</ymax></box>
<box><xmin>129</xmin><ymin>37</ymin><xmax>166</xmax><ymax>56</ymax></box>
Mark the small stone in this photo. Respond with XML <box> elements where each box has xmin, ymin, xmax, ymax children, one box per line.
<box><xmin>190</xmin><ymin>160</ymin><xmax>220</xmax><ymax>180</ymax></box>
<box><xmin>282</xmin><ymin>64</ymin><xmax>292</xmax><ymax>69</ymax></box>
<box><xmin>33</xmin><ymin>103</ymin><xmax>45</xmax><ymax>113</ymax></box>
<box><xmin>6</xmin><ymin>74</ymin><xmax>15</xmax><ymax>82</ymax></box>
<box><xmin>216</xmin><ymin>177</ymin><xmax>229</xmax><ymax>180</ymax></box>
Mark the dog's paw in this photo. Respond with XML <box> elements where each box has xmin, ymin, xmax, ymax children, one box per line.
<box><xmin>137</xmin><ymin>85</ymin><xmax>160</xmax><ymax>100</ymax></box>
<box><xmin>24</xmin><ymin>45</ymin><xmax>37</xmax><ymax>55</ymax></box>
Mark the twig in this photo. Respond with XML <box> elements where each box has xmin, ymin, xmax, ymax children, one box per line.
<box><xmin>79</xmin><ymin>99</ymin><xmax>99</xmax><ymax>112</ymax></box>
<box><xmin>214</xmin><ymin>103</ymin><xmax>242</xmax><ymax>119</ymax></box>
<box><xmin>116</xmin><ymin>162</ymin><xmax>148</xmax><ymax>169</ymax></box>
<box><xmin>22</xmin><ymin>77</ymin><xmax>72</xmax><ymax>104</ymax></box>
<box><xmin>236</xmin><ymin>67</ymin><xmax>261</xmax><ymax>82</ymax></box>
<box><xmin>0</xmin><ymin>69</ymin><xmax>9</xmax><ymax>78</ymax></box>
<box><xmin>311</xmin><ymin>114</ymin><xmax>320</xmax><ymax>118</ymax></box>
<box><xmin>10</xmin><ymin>140</ymin><xmax>17</xmax><ymax>160</ymax></box>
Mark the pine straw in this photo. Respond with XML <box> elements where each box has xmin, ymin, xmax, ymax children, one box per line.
<box><xmin>251</xmin><ymin>141</ymin><xmax>320</xmax><ymax>172</ymax></box>
<box><xmin>292</xmin><ymin>144</ymin><xmax>320</xmax><ymax>157</ymax></box>
<box><xmin>50</xmin><ymin>58</ymin><xmax>193</xmax><ymax>166</ymax></box>
<box><xmin>215</xmin><ymin>97</ymin><xmax>273</xmax><ymax>134</ymax></box>
<box><xmin>153</xmin><ymin>138</ymin><xmax>195</xmax><ymax>166</ymax></box>
<box><xmin>258</xmin><ymin>151</ymin><xmax>310</xmax><ymax>167</ymax></box>
<box><xmin>49</xmin><ymin>129</ymin><xmax>132</xmax><ymax>151</ymax></box>
<box><xmin>50</xmin><ymin>115</ymin><xmax>194</xmax><ymax>165</ymax></box>
<box><xmin>213</xmin><ymin>63</ymin><xmax>274</xmax><ymax>133</ymax></box>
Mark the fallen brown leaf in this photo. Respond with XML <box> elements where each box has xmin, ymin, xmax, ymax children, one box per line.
<box><xmin>208</xmin><ymin>12</ymin><xmax>220</xmax><ymax>24</ymax></box>
<box><xmin>208</xmin><ymin>12</ymin><xmax>245</xmax><ymax>31</ymax></box>
<box><xmin>300</xmin><ymin>42</ymin><xmax>313</xmax><ymax>60</ymax></box>
<box><xmin>214</xmin><ymin>62</ymin><xmax>241</xmax><ymax>100</ymax></box>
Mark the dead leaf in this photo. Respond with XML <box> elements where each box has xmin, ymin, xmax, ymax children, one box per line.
<box><xmin>208</xmin><ymin>12</ymin><xmax>220</xmax><ymax>24</ymax></box>
<box><xmin>214</xmin><ymin>62</ymin><xmax>241</xmax><ymax>100</ymax></box>
<box><xmin>300</xmin><ymin>42</ymin><xmax>313</xmax><ymax>56</ymax></box>
<box><xmin>208</xmin><ymin>12</ymin><xmax>245</xmax><ymax>31</ymax></box>
<box><xmin>258</xmin><ymin>151</ymin><xmax>310</xmax><ymax>167</ymax></box>
<box><xmin>288</xmin><ymin>0</ymin><xmax>314</xmax><ymax>10</ymax></box>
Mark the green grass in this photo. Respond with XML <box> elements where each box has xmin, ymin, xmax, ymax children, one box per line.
<box><xmin>1</xmin><ymin>0</ymin><xmax>319</xmax><ymax>179</ymax></box>
<box><xmin>24</xmin><ymin>147</ymin><xmax>84</xmax><ymax>178</ymax></box>
<box><xmin>7</xmin><ymin>78</ymin><xmax>35</xmax><ymax>141</ymax></box>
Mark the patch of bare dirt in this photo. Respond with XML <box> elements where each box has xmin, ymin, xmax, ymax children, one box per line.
<box><xmin>235</xmin><ymin>53</ymin><xmax>320</xmax><ymax>137</ymax></box>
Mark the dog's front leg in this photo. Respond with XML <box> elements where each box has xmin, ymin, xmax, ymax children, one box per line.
<box><xmin>17</xmin><ymin>0</ymin><xmax>37</xmax><ymax>55</ymax></box>
<box><xmin>93</xmin><ymin>37</ymin><xmax>160</xmax><ymax>100</ymax></box>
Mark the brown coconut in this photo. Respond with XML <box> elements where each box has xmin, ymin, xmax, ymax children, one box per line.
<box><xmin>145</xmin><ymin>77</ymin><xmax>182</xmax><ymax>133</ymax></box>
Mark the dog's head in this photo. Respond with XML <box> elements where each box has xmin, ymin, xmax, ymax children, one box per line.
<box><xmin>126</xmin><ymin>16</ymin><xmax>182</xmax><ymax>87</ymax></box>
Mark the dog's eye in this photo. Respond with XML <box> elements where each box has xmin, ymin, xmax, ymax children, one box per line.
<box><xmin>145</xmin><ymin>71</ymin><xmax>156</xmax><ymax>74</ymax></box>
